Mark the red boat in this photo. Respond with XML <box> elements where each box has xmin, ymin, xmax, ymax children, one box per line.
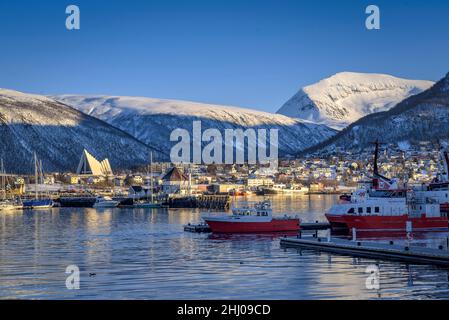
<box><xmin>202</xmin><ymin>200</ymin><xmax>300</xmax><ymax>233</ymax></box>
<box><xmin>326</xmin><ymin>141</ymin><xmax>449</xmax><ymax>232</ymax></box>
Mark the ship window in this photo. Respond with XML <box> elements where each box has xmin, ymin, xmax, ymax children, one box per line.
<box><xmin>348</xmin><ymin>208</ymin><xmax>355</xmax><ymax>214</ymax></box>
<box><xmin>375</xmin><ymin>207</ymin><xmax>380</xmax><ymax>213</ymax></box>
<box><xmin>367</xmin><ymin>207</ymin><xmax>371</xmax><ymax>214</ymax></box>
<box><xmin>358</xmin><ymin>207</ymin><xmax>363</xmax><ymax>214</ymax></box>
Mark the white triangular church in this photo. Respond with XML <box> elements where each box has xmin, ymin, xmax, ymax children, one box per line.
<box><xmin>76</xmin><ymin>149</ymin><xmax>113</xmax><ymax>176</ymax></box>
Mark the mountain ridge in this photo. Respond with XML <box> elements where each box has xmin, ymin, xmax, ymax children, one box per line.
<box><xmin>0</xmin><ymin>88</ymin><xmax>166</xmax><ymax>173</ymax></box>
<box><xmin>52</xmin><ymin>94</ymin><xmax>338</xmax><ymax>157</ymax></box>
<box><xmin>300</xmin><ymin>72</ymin><xmax>449</xmax><ymax>155</ymax></box>
<box><xmin>276</xmin><ymin>72</ymin><xmax>434</xmax><ymax>129</ymax></box>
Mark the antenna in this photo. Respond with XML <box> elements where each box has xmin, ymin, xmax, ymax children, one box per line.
<box><xmin>372</xmin><ymin>139</ymin><xmax>380</xmax><ymax>176</ymax></box>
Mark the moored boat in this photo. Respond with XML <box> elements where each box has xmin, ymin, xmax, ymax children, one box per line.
<box><xmin>22</xmin><ymin>198</ymin><xmax>53</xmax><ymax>209</ymax></box>
<box><xmin>326</xmin><ymin>141</ymin><xmax>449</xmax><ymax>232</ymax></box>
<box><xmin>59</xmin><ymin>195</ymin><xmax>97</xmax><ymax>208</ymax></box>
<box><xmin>93</xmin><ymin>196</ymin><xmax>120</xmax><ymax>208</ymax></box>
<box><xmin>0</xmin><ymin>199</ymin><xmax>23</xmax><ymax>211</ymax></box>
<box><xmin>202</xmin><ymin>200</ymin><xmax>300</xmax><ymax>233</ymax></box>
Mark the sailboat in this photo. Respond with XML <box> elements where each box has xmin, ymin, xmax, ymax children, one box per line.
<box><xmin>133</xmin><ymin>152</ymin><xmax>162</xmax><ymax>208</ymax></box>
<box><xmin>22</xmin><ymin>153</ymin><xmax>53</xmax><ymax>209</ymax></box>
<box><xmin>0</xmin><ymin>159</ymin><xmax>23</xmax><ymax>211</ymax></box>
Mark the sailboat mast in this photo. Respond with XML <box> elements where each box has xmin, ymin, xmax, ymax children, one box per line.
<box><xmin>150</xmin><ymin>152</ymin><xmax>153</xmax><ymax>203</ymax></box>
<box><xmin>34</xmin><ymin>152</ymin><xmax>38</xmax><ymax>200</ymax></box>
<box><xmin>1</xmin><ymin>158</ymin><xmax>4</xmax><ymax>200</ymax></box>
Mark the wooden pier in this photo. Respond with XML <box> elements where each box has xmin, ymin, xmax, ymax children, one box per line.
<box><xmin>280</xmin><ymin>236</ymin><xmax>449</xmax><ymax>267</ymax></box>
<box><xmin>165</xmin><ymin>195</ymin><xmax>230</xmax><ymax>209</ymax></box>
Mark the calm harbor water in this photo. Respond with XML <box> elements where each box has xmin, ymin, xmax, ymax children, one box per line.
<box><xmin>1</xmin><ymin>195</ymin><xmax>449</xmax><ymax>300</ymax></box>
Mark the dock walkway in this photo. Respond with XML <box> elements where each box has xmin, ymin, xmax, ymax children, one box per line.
<box><xmin>280</xmin><ymin>236</ymin><xmax>449</xmax><ymax>267</ymax></box>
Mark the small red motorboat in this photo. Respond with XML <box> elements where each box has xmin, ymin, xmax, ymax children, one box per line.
<box><xmin>202</xmin><ymin>200</ymin><xmax>300</xmax><ymax>233</ymax></box>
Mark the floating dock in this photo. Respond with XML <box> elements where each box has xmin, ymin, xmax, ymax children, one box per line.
<box><xmin>280</xmin><ymin>236</ymin><xmax>449</xmax><ymax>267</ymax></box>
<box><xmin>184</xmin><ymin>223</ymin><xmax>211</xmax><ymax>233</ymax></box>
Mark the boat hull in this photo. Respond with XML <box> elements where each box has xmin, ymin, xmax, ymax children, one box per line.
<box><xmin>325</xmin><ymin>214</ymin><xmax>348</xmax><ymax>230</ymax></box>
<box><xmin>326</xmin><ymin>214</ymin><xmax>449</xmax><ymax>232</ymax></box>
<box><xmin>23</xmin><ymin>199</ymin><xmax>53</xmax><ymax>209</ymax></box>
<box><xmin>204</xmin><ymin>219</ymin><xmax>300</xmax><ymax>233</ymax></box>
<box><xmin>93</xmin><ymin>202</ymin><xmax>119</xmax><ymax>208</ymax></box>
<box><xmin>0</xmin><ymin>205</ymin><xmax>23</xmax><ymax>211</ymax></box>
<box><xmin>59</xmin><ymin>197</ymin><xmax>96</xmax><ymax>208</ymax></box>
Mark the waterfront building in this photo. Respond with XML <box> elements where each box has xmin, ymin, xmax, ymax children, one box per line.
<box><xmin>161</xmin><ymin>167</ymin><xmax>190</xmax><ymax>194</ymax></box>
<box><xmin>76</xmin><ymin>149</ymin><xmax>113</xmax><ymax>176</ymax></box>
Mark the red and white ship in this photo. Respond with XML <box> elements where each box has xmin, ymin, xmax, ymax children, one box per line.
<box><xmin>326</xmin><ymin>141</ymin><xmax>449</xmax><ymax>232</ymax></box>
<box><xmin>202</xmin><ymin>200</ymin><xmax>300</xmax><ymax>233</ymax></box>
<box><xmin>414</xmin><ymin>147</ymin><xmax>449</xmax><ymax>213</ymax></box>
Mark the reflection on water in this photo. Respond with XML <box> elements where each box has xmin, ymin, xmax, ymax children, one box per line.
<box><xmin>0</xmin><ymin>195</ymin><xmax>449</xmax><ymax>299</ymax></box>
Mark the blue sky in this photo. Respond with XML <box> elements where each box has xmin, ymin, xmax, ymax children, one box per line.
<box><xmin>0</xmin><ymin>0</ymin><xmax>448</xmax><ymax>112</ymax></box>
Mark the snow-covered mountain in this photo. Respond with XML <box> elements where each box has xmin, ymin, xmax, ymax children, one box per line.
<box><xmin>302</xmin><ymin>72</ymin><xmax>449</xmax><ymax>155</ymax></box>
<box><xmin>52</xmin><ymin>95</ymin><xmax>337</xmax><ymax>157</ymax></box>
<box><xmin>277</xmin><ymin>72</ymin><xmax>434</xmax><ymax>129</ymax></box>
<box><xmin>0</xmin><ymin>89</ymin><xmax>163</xmax><ymax>173</ymax></box>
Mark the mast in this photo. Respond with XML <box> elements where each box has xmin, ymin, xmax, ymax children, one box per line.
<box><xmin>1</xmin><ymin>158</ymin><xmax>4</xmax><ymax>200</ymax></box>
<box><xmin>373</xmin><ymin>139</ymin><xmax>379</xmax><ymax>176</ymax></box>
<box><xmin>34</xmin><ymin>152</ymin><xmax>38</xmax><ymax>200</ymax></box>
<box><xmin>150</xmin><ymin>151</ymin><xmax>154</xmax><ymax>203</ymax></box>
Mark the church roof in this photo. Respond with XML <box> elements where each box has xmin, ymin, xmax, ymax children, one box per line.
<box><xmin>162</xmin><ymin>167</ymin><xmax>188</xmax><ymax>182</ymax></box>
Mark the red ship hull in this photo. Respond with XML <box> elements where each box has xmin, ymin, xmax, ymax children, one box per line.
<box><xmin>326</xmin><ymin>214</ymin><xmax>448</xmax><ymax>231</ymax></box>
<box><xmin>324</xmin><ymin>214</ymin><xmax>348</xmax><ymax>230</ymax></box>
<box><xmin>204</xmin><ymin>219</ymin><xmax>300</xmax><ymax>233</ymax></box>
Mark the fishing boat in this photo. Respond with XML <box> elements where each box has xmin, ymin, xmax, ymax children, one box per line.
<box><xmin>202</xmin><ymin>200</ymin><xmax>300</xmax><ymax>233</ymax></box>
<box><xmin>257</xmin><ymin>184</ymin><xmax>309</xmax><ymax>195</ymax></box>
<box><xmin>325</xmin><ymin>141</ymin><xmax>449</xmax><ymax>232</ymax></box>
<box><xmin>93</xmin><ymin>196</ymin><xmax>120</xmax><ymax>208</ymax></box>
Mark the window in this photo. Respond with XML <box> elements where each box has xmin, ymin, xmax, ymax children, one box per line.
<box><xmin>358</xmin><ymin>207</ymin><xmax>363</xmax><ymax>214</ymax></box>
<box><xmin>348</xmin><ymin>208</ymin><xmax>355</xmax><ymax>214</ymax></box>
<box><xmin>375</xmin><ymin>207</ymin><xmax>380</xmax><ymax>213</ymax></box>
<box><xmin>367</xmin><ymin>207</ymin><xmax>371</xmax><ymax>214</ymax></box>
